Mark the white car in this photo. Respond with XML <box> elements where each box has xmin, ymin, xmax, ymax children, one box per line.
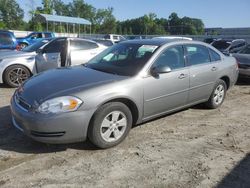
<box><xmin>35</xmin><ymin>37</ymin><xmax>107</xmax><ymax>73</ymax></box>
<box><xmin>0</xmin><ymin>39</ymin><xmax>51</xmax><ymax>87</ymax></box>
<box><xmin>104</xmin><ymin>34</ymin><xmax>126</xmax><ymax>43</ymax></box>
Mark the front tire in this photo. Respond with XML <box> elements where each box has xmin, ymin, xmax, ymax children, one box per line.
<box><xmin>205</xmin><ymin>79</ymin><xmax>227</xmax><ymax>109</ymax></box>
<box><xmin>88</xmin><ymin>102</ymin><xmax>132</xmax><ymax>149</ymax></box>
<box><xmin>3</xmin><ymin>65</ymin><xmax>31</xmax><ymax>87</ymax></box>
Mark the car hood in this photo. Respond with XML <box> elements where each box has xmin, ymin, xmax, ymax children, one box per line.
<box><xmin>18</xmin><ymin>66</ymin><xmax>128</xmax><ymax>105</ymax></box>
<box><xmin>232</xmin><ymin>54</ymin><xmax>250</xmax><ymax>64</ymax></box>
<box><xmin>0</xmin><ymin>50</ymin><xmax>34</xmax><ymax>59</ymax></box>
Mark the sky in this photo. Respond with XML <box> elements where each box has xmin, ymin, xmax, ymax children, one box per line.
<box><xmin>17</xmin><ymin>0</ymin><xmax>250</xmax><ymax>28</ymax></box>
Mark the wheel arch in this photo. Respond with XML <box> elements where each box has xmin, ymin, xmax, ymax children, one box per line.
<box><xmin>2</xmin><ymin>64</ymin><xmax>33</xmax><ymax>84</ymax></box>
<box><xmin>90</xmin><ymin>97</ymin><xmax>140</xmax><ymax>127</ymax></box>
<box><xmin>219</xmin><ymin>76</ymin><xmax>230</xmax><ymax>90</ymax></box>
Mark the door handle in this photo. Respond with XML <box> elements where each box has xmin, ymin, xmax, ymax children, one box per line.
<box><xmin>178</xmin><ymin>73</ymin><xmax>187</xmax><ymax>79</ymax></box>
<box><xmin>211</xmin><ymin>67</ymin><xmax>217</xmax><ymax>71</ymax></box>
<box><xmin>51</xmin><ymin>56</ymin><xmax>57</xmax><ymax>60</ymax></box>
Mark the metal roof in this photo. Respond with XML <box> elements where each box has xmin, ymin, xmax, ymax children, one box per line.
<box><xmin>37</xmin><ymin>14</ymin><xmax>91</xmax><ymax>25</ymax></box>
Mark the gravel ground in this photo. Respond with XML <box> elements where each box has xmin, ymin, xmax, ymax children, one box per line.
<box><xmin>0</xmin><ymin>79</ymin><xmax>250</xmax><ymax>188</ymax></box>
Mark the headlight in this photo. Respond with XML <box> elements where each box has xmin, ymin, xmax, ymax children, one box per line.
<box><xmin>38</xmin><ymin>96</ymin><xmax>83</xmax><ymax>114</ymax></box>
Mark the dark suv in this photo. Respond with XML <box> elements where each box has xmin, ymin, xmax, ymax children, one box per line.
<box><xmin>0</xmin><ymin>30</ymin><xmax>19</xmax><ymax>50</ymax></box>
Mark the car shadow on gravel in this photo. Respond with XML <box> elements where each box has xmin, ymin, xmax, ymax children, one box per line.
<box><xmin>216</xmin><ymin>153</ymin><xmax>250</xmax><ymax>188</ymax></box>
<box><xmin>236</xmin><ymin>77</ymin><xmax>250</xmax><ymax>85</ymax></box>
<box><xmin>0</xmin><ymin>105</ymin><xmax>97</xmax><ymax>154</ymax></box>
<box><xmin>0</xmin><ymin>83</ymin><xmax>10</xmax><ymax>88</ymax></box>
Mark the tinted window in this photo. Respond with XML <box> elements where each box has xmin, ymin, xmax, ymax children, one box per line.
<box><xmin>186</xmin><ymin>45</ymin><xmax>210</xmax><ymax>65</ymax></box>
<box><xmin>209</xmin><ymin>48</ymin><xmax>221</xmax><ymax>62</ymax></box>
<box><xmin>22</xmin><ymin>39</ymin><xmax>51</xmax><ymax>52</ymax></box>
<box><xmin>153</xmin><ymin>46</ymin><xmax>185</xmax><ymax>70</ymax></box>
<box><xmin>104</xmin><ymin>35</ymin><xmax>111</xmax><ymax>39</ymax></box>
<box><xmin>30</xmin><ymin>33</ymin><xmax>42</xmax><ymax>39</ymax></box>
<box><xmin>212</xmin><ymin>41</ymin><xmax>230</xmax><ymax>50</ymax></box>
<box><xmin>43</xmin><ymin>39</ymin><xmax>66</xmax><ymax>53</ymax></box>
<box><xmin>86</xmin><ymin>43</ymin><xmax>159</xmax><ymax>76</ymax></box>
<box><xmin>0</xmin><ymin>33</ymin><xmax>13</xmax><ymax>45</ymax></box>
<box><xmin>44</xmin><ymin>33</ymin><xmax>52</xmax><ymax>38</ymax></box>
<box><xmin>70</xmin><ymin>40</ymin><xmax>98</xmax><ymax>51</ymax></box>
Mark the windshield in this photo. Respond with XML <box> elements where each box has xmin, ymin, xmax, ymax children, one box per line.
<box><xmin>85</xmin><ymin>43</ymin><xmax>159</xmax><ymax>76</ymax></box>
<box><xmin>212</xmin><ymin>41</ymin><xmax>231</xmax><ymax>50</ymax></box>
<box><xmin>22</xmin><ymin>39</ymin><xmax>51</xmax><ymax>52</ymax></box>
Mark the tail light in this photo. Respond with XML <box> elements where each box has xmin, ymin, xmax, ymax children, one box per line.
<box><xmin>16</xmin><ymin>44</ymin><xmax>21</xmax><ymax>51</ymax></box>
<box><xmin>234</xmin><ymin>57</ymin><xmax>239</xmax><ymax>70</ymax></box>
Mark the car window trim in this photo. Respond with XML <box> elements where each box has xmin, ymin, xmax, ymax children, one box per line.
<box><xmin>208</xmin><ymin>47</ymin><xmax>222</xmax><ymax>62</ymax></box>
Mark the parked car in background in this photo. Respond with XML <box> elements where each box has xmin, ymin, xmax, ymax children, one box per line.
<box><xmin>92</xmin><ymin>39</ymin><xmax>114</xmax><ymax>47</ymax></box>
<box><xmin>0</xmin><ymin>30</ymin><xmax>19</xmax><ymax>51</ymax></box>
<box><xmin>211</xmin><ymin>39</ymin><xmax>247</xmax><ymax>54</ymax></box>
<box><xmin>0</xmin><ymin>39</ymin><xmax>51</xmax><ymax>87</ymax></box>
<box><xmin>232</xmin><ymin>44</ymin><xmax>250</xmax><ymax>79</ymax></box>
<box><xmin>11</xmin><ymin>39</ymin><xmax>238</xmax><ymax>149</ymax></box>
<box><xmin>35</xmin><ymin>37</ymin><xmax>107</xmax><ymax>73</ymax></box>
<box><xmin>104</xmin><ymin>34</ymin><xmax>126</xmax><ymax>43</ymax></box>
<box><xmin>153</xmin><ymin>36</ymin><xmax>192</xmax><ymax>40</ymax></box>
<box><xmin>17</xmin><ymin>32</ymin><xmax>55</xmax><ymax>49</ymax></box>
<box><xmin>126</xmin><ymin>35</ymin><xmax>146</xmax><ymax>40</ymax></box>
<box><xmin>203</xmin><ymin>37</ymin><xmax>217</xmax><ymax>44</ymax></box>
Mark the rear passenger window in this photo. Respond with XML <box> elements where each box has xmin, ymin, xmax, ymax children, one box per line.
<box><xmin>185</xmin><ymin>45</ymin><xmax>210</xmax><ymax>66</ymax></box>
<box><xmin>70</xmin><ymin>40</ymin><xmax>98</xmax><ymax>51</ymax></box>
<box><xmin>209</xmin><ymin>48</ymin><xmax>221</xmax><ymax>62</ymax></box>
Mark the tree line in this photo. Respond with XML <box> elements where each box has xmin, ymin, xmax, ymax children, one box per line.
<box><xmin>0</xmin><ymin>0</ymin><xmax>205</xmax><ymax>35</ymax></box>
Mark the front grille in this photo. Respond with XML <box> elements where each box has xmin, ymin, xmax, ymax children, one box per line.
<box><xmin>15</xmin><ymin>93</ymin><xmax>31</xmax><ymax>111</ymax></box>
<box><xmin>30</xmin><ymin>131</ymin><xmax>65</xmax><ymax>137</ymax></box>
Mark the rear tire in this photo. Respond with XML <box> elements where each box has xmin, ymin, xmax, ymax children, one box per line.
<box><xmin>205</xmin><ymin>79</ymin><xmax>227</xmax><ymax>109</ymax></box>
<box><xmin>3</xmin><ymin>65</ymin><xmax>31</xmax><ymax>88</ymax></box>
<box><xmin>88</xmin><ymin>102</ymin><xmax>132</xmax><ymax>149</ymax></box>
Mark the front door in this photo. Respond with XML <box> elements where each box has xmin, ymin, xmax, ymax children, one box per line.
<box><xmin>35</xmin><ymin>38</ymin><xmax>67</xmax><ymax>73</ymax></box>
<box><xmin>143</xmin><ymin>45</ymin><xmax>189</xmax><ymax>119</ymax></box>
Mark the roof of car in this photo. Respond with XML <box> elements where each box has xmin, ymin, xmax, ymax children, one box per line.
<box><xmin>120</xmin><ymin>38</ymin><xmax>187</xmax><ymax>46</ymax></box>
<box><xmin>0</xmin><ymin>30</ymin><xmax>13</xmax><ymax>34</ymax></box>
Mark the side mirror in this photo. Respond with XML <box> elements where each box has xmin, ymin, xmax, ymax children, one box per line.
<box><xmin>151</xmin><ymin>65</ymin><xmax>172</xmax><ymax>76</ymax></box>
<box><xmin>36</xmin><ymin>48</ymin><xmax>44</xmax><ymax>54</ymax></box>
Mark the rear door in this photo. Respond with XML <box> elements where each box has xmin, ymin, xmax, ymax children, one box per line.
<box><xmin>69</xmin><ymin>39</ymin><xmax>101</xmax><ymax>65</ymax></box>
<box><xmin>35</xmin><ymin>38</ymin><xmax>67</xmax><ymax>73</ymax></box>
<box><xmin>185</xmin><ymin>44</ymin><xmax>220</xmax><ymax>104</ymax></box>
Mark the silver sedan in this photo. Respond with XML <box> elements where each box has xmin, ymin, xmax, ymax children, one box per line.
<box><xmin>0</xmin><ymin>39</ymin><xmax>50</xmax><ymax>87</ymax></box>
<box><xmin>11</xmin><ymin>39</ymin><xmax>239</xmax><ymax>148</ymax></box>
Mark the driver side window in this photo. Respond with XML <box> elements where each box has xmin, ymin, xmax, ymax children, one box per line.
<box><xmin>153</xmin><ymin>45</ymin><xmax>185</xmax><ymax>70</ymax></box>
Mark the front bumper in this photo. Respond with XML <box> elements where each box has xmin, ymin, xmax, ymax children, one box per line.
<box><xmin>10</xmin><ymin>96</ymin><xmax>95</xmax><ymax>144</ymax></box>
